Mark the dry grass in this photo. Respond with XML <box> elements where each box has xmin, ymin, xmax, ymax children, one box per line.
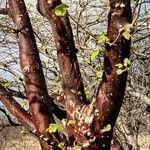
<box><xmin>0</xmin><ymin>126</ymin><xmax>41</xmax><ymax>150</ymax></box>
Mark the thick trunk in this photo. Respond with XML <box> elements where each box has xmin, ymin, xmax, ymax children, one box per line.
<box><xmin>92</xmin><ymin>0</ymin><xmax>132</xmax><ymax>149</ymax></box>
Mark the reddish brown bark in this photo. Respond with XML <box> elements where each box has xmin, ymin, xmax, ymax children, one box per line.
<box><xmin>36</xmin><ymin>0</ymin><xmax>132</xmax><ymax>149</ymax></box>
<box><xmin>0</xmin><ymin>8</ymin><xmax>8</xmax><ymax>15</ymax></box>
<box><xmin>37</xmin><ymin>0</ymin><xmax>87</xmax><ymax>120</ymax></box>
<box><xmin>92</xmin><ymin>0</ymin><xmax>132</xmax><ymax>149</ymax></box>
<box><xmin>0</xmin><ymin>84</ymin><xmax>34</xmax><ymax>130</ymax></box>
<box><xmin>0</xmin><ymin>0</ymin><xmax>132</xmax><ymax>149</ymax></box>
<box><xmin>8</xmin><ymin>0</ymin><xmax>55</xmax><ymax>149</ymax></box>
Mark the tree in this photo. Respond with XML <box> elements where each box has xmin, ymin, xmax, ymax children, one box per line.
<box><xmin>1</xmin><ymin>0</ymin><xmax>148</xmax><ymax>149</ymax></box>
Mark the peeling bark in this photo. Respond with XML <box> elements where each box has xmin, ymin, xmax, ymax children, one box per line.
<box><xmin>92</xmin><ymin>0</ymin><xmax>132</xmax><ymax>149</ymax></box>
<box><xmin>8</xmin><ymin>0</ymin><xmax>55</xmax><ymax>149</ymax></box>
<box><xmin>37</xmin><ymin>0</ymin><xmax>87</xmax><ymax>120</ymax></box>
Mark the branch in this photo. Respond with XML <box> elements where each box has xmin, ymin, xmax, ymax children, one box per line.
<box><xmin>8</xmin><ymin>1</ymin><xmax>57</xmax><ymax>149</ymax></box>
<box><xmin>0</xmin><ymin>107</ymin><xmax>20</xmax><ymax>126</ymax></box>
<box><xmin>0</xmin><ymin>85</ymin><xmax>62</xmax><ymax>149</ymax></box>
<box><xmin>0</xmin><ymin>84</ymin><xmax>34</xmax><ymax>130</ymax></box>
<box><xmin>37</xmin><ymin>0</ymin><xmax>87</xmax><ymax>120</ymax></box>
<box><xmin>126</xmin><ymin>87</ymin><xmax>150</xmax><ymax>105</ymax></box>
<box><xmin>0</xmin><ymin>8</ymin><xmax>8</xmax><ymax>15</ymax></box>
<box><xmin>116</xmin><ymin>120</ymin><xmax>138</xmax><ymax>149</ymax></box>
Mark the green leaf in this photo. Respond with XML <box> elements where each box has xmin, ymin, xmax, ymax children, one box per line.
<box><xmin>96</xmin><ymin>70</ymin><xmax>103</xmax><ymax>78</ymax></box>
<box><xmin>13</xmin><ymin>91</ymin><xmax>24</xmax><ymax>98</ymax></box>
<box><xmin>97</xmin><ymin>33</ymin><xmax>109</xmax><ymax>43</ymax></box>
<box><xmin>124</xmin><ymin>58</ymin><xmax>131</xmax><ymax>67</ymax></box>
<box><xmin>40</xmin><ymin>45</ymin><xmax>48</xmax><ymax>52</ymax></box>
<box><xmin>6</xmin><ymin>111</ymin><xmax>10</xmax><ymax>116</ymax></box>
<box><xmin>1</xmin><ymin>81</ymin><xmax>10</xmax><ymax>88</ymax></box>
<box><xmin>54</xmin><ymin>4</ymin><xmax>69</xmax><ymax>17</ymax></box>
<box><xmin>20</xmin><ymin>100</ymin><xmax>29</xmax><ymax>108</ymax></box>
<box><xmin>116</xmin><ymin>69</ymin><xmax>124</xmax><ymax>75</ymax></box>
<box><xmin>67</xmin><ymin>120</ymin><xmax>76</xmax><ymax>125</ymax></box>
<box><xmin>90</xmin><ymin>49</ymin><xmax>99</xmax><ymax>60</ymax></box>
<box><xmin>95</xmin><ymin>65</ymin><xmax>102</xmax><ymax>71</ymax></box>
<box><xmin>115</xmin><ymin>63</ymin><xmax>123</xmax><ymax>69</ymax></box>
<box><xmin>43</xmin><ymin>137</ymin><xmax>49</xmax><ymax>142</ymax></box>
<box><xmin>74</xmin><ymin>145</ymin><xmax>82</xmax><ymax>150</ymax></box>
<box><xmin>46</xmin><ymin>123</ymin><xmax>64</xmax><ymax>133</ymax></box>
<box><xmin>122</xmin><ymin>31</ymin><xmax>131</xmax><ymax>40</ymax></box>
<box><xmin>16</xmin><ymin>15</ymin><xmax>23</xmax><ymax>25</ymax></box>
<box><xmin>101</xmin><ymin>124</ymin><xmax>111</xmax><ymax>133</ymax></box>
<box><xmin>16</xmin><ymin>75</ymin><xmax>23</xmax><ymax>81</ymax></box>
<box><xmin>58</xmin><ymin>142</ymin><xmax>65</xmax><ymax>150</ymax></box>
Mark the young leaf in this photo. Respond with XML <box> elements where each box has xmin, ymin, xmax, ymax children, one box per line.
<box><xmin>90</xmin><ymin>49</ymin><xmax>99</xmax><ymax>60</ymax></box>
<box><xmin>1</xmin><ymin>81</ymin><xmax>10</xmax><ymax>88</ymax></box>
<box><xmin>43</xmin><ymin>137</ymin><xmax>49</xmax><ymax>142</ymax></box>
<box><xmin>58</xmin><ymin>142</ymin><xmax>65</xmax><ymax>150</ymax></box>
<box><xmin>122</xmin><ymin>31</ymin><xmax>131</xmax><ymax>40</ymax></box>
<box><xmin>97</xmin><ymin>33</ymin><xmax>109</xmax><ymax>43</ymax></box>
<box><xmin>74</xmin><ymin>145</ymin><xmax>82</xmax><ymax>150</ymax></box>
<box><xmin>116</xmin><ymin>69</ymin><xmax>124</xmax><ymax>75</ymax></box>
<box><xmin>47</xmin><ymin>123</ymin><xmax>64</xmax><ymax>133</ymax></box>
<box><xmin>16</xmin><ymin>75</ymin><xmax>23</xmax><ymax>81</ymax></box>
<box><xmin>96</xmin><ymin>70</ymin><xmax>103</xmax><ymax>78</ymax></box>
<box><xmin>101</xmin><ymin>124</ymin><xmax>111</xmax><ymax>133</ymax></box>
<box><xmin>54</xmin><ymin>4</ymin><xmax>69</xmax><ymax>17</ymax></box>
<box><xmin>20</xmin><ymin>100</ymin><xmax>29</xmax><ymax>108</ymax></box>
<box><xmin>16</xmin><ymin>15</ymin><xmax>23</xmax><ymax>25</ymax></box>
<box><xmin>67</xmin><ymin>120</ymin><xmax>76</xmax><ymax>125</ymax></box>
<box><xmin>115</xmin><ymin>63</ymin><xmax>123</xmax><ymax>69</ymax></box>
<box><xmin>124</xmin><ymin>58</ymin><xmax>131</xmax><ymax>67</ymax></box>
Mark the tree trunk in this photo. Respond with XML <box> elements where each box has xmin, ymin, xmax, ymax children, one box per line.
<box><xmin>8</xmin><ymin>0</ymin><xmax>55</xmax><ymax>149</ymax></box>
<box><xmin>92</xmin><ymin>0</ymin><xmax>132</xmax><ymax>149</ymax></box>
<box><xmin>0</xmin><ymin>0</ymin><xmax>132</xmax><ymax>149</ymax></box>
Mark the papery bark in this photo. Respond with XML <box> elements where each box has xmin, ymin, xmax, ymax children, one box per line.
<box><xmin>37</xmin><ymin>0</ymin><xmax>87</xmax><ymax>120</ymax></box>
<box><xmin>92</xmin><ymin>0</ymin><xmax>132</xmax><ymax>149</ymax></box>
<box><xmin>8</xmin><ymin>0</ymin><xmax>55</xmax><ymax>149</ymax></box>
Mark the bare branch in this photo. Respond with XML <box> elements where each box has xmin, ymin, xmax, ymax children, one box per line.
<box><xmin>0</xmin><ymin>107</ymin><xmax>21</xmax><ymax>126</ymax></box>
<box><xmin>126</xmin><ymin>87</ymin><xmax>150</xmax><ymax>105</ymax></box>
<box><xmin>0</xmin><ymin>8</ymin><xmax>8</xmax><ymax>15</ymax></box>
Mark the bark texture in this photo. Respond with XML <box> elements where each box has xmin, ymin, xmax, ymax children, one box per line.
<box><xmin>37</xmin><ymin>0</ymin><xmax>87</xmax><ymax>120</ymax></box>
<box><xmin>0</xmin><ymin>84</ymin><xmax>34</xmax><ymax>130</ymax></box>
<box><xmin>0</xmin><ymin>0</ymin><xmax>132</xmax><ymax>149</ymax></box>
<box><xmin>8</xmin><ymin>0</ymin><xmax>55</xmax><ymax>149</ymax></box>
<box><xmin>92</xmin><ymin>0</ymin><xmax>132</xmax><ymax>149</ymax></box>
